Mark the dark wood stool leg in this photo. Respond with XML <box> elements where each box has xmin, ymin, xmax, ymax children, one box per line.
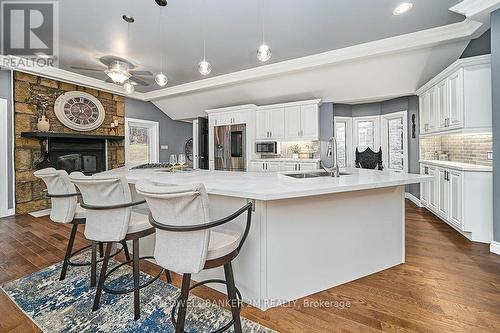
<box><xmin>98</xmin><ymin>242</ymin><xmax>104</xmax><ymax>258</ymax></box>
<box><xmin>121</xmin><ymin>240</ymin><xmax>131</xmax><ymax>261</ymax></box>
<box><xmin>90</xmin><ymin>241</ymin><xmax>97</xmax><ymax>287</ymax></box>
<box><xmin>165</xmin><ymin>270</ymin><xmax>172</xmax><ymax>284</ymax></box>
<box><xmin>224</xmin><ymin>262</ymin><xmax>242</xmax><ymax>333</ymax></box>
<box><xmin>60</xmin><ymin>222</ymin><xmax>78</xmax><ymax>281</ymax></box>
<box><xmin>133</xmin><ymin>238</ymin><xmax>140</xmax><ymax>320</ymax></box>
<box><xmin>93</xmin><ymin>242</ymin><xmax>112</xmax><ymax>312</ymax></box>
<box><xmin>176</xmin><ymin>273</ymin><xmax>191</xmax><ymax>333</ymax></box>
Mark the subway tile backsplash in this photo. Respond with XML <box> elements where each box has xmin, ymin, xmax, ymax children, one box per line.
<box><xmin>420</xmin><ymin>133</ymin><xmax>493</xmax><ymax>166</ymax></box>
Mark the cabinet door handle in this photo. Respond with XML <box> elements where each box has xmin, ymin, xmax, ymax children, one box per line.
<box><xmin>270</xmin><ymin>131</ymin><xmax>272</xmax><ymax>137</ymax></box>
<box><xmin>298</xmin><ymin>164</ymin><xmax>301</xmax><ymax>171</ymax></box>
<box><xmin>262</xmin><ymin>163</ymin><xmax>265</xmax><ymax>170</ymax></box>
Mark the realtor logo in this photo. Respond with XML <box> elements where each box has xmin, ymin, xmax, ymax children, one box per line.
<box><xmin>1</xmin><ymin>1</ymin><xmax>58</xmax><ymax>66</ymax></box>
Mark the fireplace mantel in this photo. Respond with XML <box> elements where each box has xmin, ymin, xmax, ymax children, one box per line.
<box><xmin>21</xmin><ymin>131</ymin><xmax>124</xmax><ymax>141</ymax></box>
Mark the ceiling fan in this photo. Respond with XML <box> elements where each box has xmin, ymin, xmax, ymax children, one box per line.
<box><xmin>71</xmin><ymin>55</ymin><xmax>153</xmax><ymax>87</ymax></box>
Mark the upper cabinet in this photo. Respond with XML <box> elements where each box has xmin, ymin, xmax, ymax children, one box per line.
<box><xmin>257</xmin><ymin>100</ymin><xmax>320</xmax><ymax>141</ymax></box>
<box><xmin>417</xmin><ymin>55</ymin><xmax>491</xmax><ymax>135</ymax></box>
<box><xmin>256</xmin><ymin>107</ymin><xmax>285</xmax><ymax>140</ymax></box>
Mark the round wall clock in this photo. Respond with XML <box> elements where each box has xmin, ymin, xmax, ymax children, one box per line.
<box><xmin>54</xmin><ymin>91</ymin><xmax>106</xmax><ymax>131</ymax></box>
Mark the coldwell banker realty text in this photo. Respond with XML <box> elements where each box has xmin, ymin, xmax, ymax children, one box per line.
<box><xmin>1</xmin><ymin>0</ymin><xmax>58</xmax><ymax>67</ymax></box>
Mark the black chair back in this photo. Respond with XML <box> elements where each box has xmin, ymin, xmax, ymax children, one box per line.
<box><xmin>355</xmin><ymin>147</ymin><xmax>383</xmax><ymax>170</ymax></box>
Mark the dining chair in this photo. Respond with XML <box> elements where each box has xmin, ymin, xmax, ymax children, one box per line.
<box><xmin>69</xmin><ymin>172</ymin><xmax>171</xmax><ymax>320</ymax></box>
<box><xmin>135</xmin><ymin>180</ymin><xmax>252</xmax><ymax>333</ymax></box>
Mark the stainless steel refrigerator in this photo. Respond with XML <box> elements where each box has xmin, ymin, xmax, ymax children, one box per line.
<box><xmin>214</xmin><ymin>124</ymin><xmax>246</xmax><ymax>171</ymax></box>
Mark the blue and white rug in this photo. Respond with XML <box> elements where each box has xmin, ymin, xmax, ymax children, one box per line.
<box><xmin>1</xmin><ymin>254</ymin><xmax>276</xmax><ymax>333</ymax></box>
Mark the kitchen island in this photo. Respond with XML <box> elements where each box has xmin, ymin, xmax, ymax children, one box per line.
<box><xmin>101</xmin><ymin>167</ymin><xmax>431</xmax><ymax>310</ymax></box>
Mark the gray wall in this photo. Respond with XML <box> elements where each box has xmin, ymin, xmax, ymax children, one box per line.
<box><xmin>460</xmin><ymin>29</ymin><xmax>491</xmax><ymax>59</ymax></box>
<box><xmin>125</xmin><ymin>98</ymin><xmax>192</xmax><ymax>162</ymax></box>
<box><xmin>0</xmin><ymin>69</ymin><xmax>14</xmax><ymax>210</ymax></box>
<box><xmin>492</xmin><ymin>10</ymin><xmax>500</xmax><ymax>242</ymax></box>
<box><xmin>329</xmin><ymin>96</ymin><xmax>420</xmax><ymax>197</ymax></box>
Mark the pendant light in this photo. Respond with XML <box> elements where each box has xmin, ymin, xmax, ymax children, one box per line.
<box><xmin>155</xmin><ymin>1</ymin><xmax>168</xmax><ymax>87</ymax></box>
<box><xmin>123</xmin><ymin>81</ymin><xmax>135</xmax><ymax>94</ymax></box>
<box><xmin>257</xmin><ymin>0</ymin><xmax>271</xmax><ymax>62</ymax></box>
<box><xmin>198</xmin><ymin>0</ymin><xmax>212</xmax><ymax>76</ymax></box>
<box><xmin>122</xmin><ymin>14</ymin><xmax>135</xmax><ymax>94</ymax></box>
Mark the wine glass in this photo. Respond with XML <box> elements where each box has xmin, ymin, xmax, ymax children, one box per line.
<box><xmin>178</xmin><ymin>154</ymin><xmax>186</xmax><ymax>166</ymax></box>
<box><xmin>169</xmin><ymin>154</ymin><xmax>177</xmax><ymax>166</ymax></box>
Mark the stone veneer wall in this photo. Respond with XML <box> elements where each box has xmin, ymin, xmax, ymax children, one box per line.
<box><xmin>13</xmin><ymin>72</ymin><xmax>125</xmax><ymax>214</ymax></box>
<box><xmin>420</xmin><ymin>133</ymin><xmax>493</xmax><ymax>166</ymax></box>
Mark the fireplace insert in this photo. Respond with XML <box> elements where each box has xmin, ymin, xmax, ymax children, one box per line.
<box><xmin>47</xmin><ymin>138</ymin><xmax>106</xmax><ymax>175</ymax></box>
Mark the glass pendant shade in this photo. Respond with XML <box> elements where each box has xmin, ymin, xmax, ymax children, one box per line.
<box><xmin>257</xmin><ymin>43</ymin><xmax>271</xmax><ymax>62</ymax></box>
<box><xmin>123</xmin><ymin>81</ymin><xmax>135</xmax><ymax>94</ymax></box>
<box><xmin>155</xmin><ymin>72</ymin><xmax>168</xmax><ymax>87</ymax></box>
<box><xmin>105</xmin><ymin>68</ymin><xmax>131</xmax><ymax>84</ymax></box>
<box><xmin>198</xmin><ymin>59</ymin><xmax>212</xmax><ymax>76</ymax></box>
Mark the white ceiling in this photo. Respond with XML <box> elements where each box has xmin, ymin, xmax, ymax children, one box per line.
<box><xmin>57</xmin><ymin>0</ymin><xmax>464</xmax><ymax>92</ymax></box>
<box><xmin>152</xmin><ymin>40</ymin><xmax>469</xmax><ymax>120</ymax></box>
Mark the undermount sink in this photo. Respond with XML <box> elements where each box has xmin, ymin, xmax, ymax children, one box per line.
<box><xmin>284</xmin><ymin>171</ymin><xmax>350</xmax><ymax>179</ymax></box>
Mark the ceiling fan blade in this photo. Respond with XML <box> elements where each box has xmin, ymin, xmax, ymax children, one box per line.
<box><xmin>104</xmin><ymin>78</ymin><xmax>116</xmax><ymax>84</ymax></box>
<box><xmin>70</xmin><ymin>66</ymin><xmax>104</xmax><ymax>72</ymax></box>
<box><xmin>130</xmin><ymin>76</ymin><xmax>150</xmax><ymax>86</ymax></box>
<box><xmin>129</xmin><ymin>70</ymin><xmax>153</xmax><ymax>76</ymax></box>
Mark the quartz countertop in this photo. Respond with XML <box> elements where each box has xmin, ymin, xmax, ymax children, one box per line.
<box><xmin>100</xmin><ymin>167</ymin><xmax>431</xmax><ymax>201</ymax></box>
<box><xmin>419</xmin><ymin>160</ymin><xmax>492</xmax><ymax>172</ymax></box>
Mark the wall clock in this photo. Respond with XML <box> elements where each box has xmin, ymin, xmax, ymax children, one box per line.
<box><xmin>54</xmin><ymin>91</ymin><xmax>106</xmax><ymax>131</ymax></box>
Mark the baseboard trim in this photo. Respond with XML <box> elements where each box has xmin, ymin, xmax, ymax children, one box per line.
<box><xmin>0</xmin><ymin>208</ymin><xmax>15</xmax><ymax>218</ymax></box>
<box><xmin>29</xmin><ymin>208</ymin><xmax>51</xmax><ymax>218</ymax></box>
<box><xmin>491</xmin><ymin>241</ymin><xmax>500</xmax><ymax>255</ymax></box>
<box><xmin>405</xmin><ymin>192</ymin><xmax>422</xmax><ymax>207</ymax></box>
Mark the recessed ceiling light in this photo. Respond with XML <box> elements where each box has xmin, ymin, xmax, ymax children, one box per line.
<box><xmin>393</xmin><ymin>2</ymin><xmax>413</xmax><ymax>15</ymax></box>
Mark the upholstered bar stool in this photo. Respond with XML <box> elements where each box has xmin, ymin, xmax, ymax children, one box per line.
<box><xmin>34</xmin><ymin>168</ymin><xmax>127</xmax><ymax>286</ymax></box>
<box><xmin>69</xmin><ymin>172</ymin><xmax>171</xmax><ymax>320</ymax></box>
<box><xmin>135</xmin><ymin>180</ymin><xmax>253</xmax><ymax>333</ymax></box>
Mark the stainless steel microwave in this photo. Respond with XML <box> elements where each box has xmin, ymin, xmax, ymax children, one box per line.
<box><xmin>256</xmin><ymin>141</ymin><xmax>280</xmax><ymax>154</ymax></box>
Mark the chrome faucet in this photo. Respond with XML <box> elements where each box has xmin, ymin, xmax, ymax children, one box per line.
<box><xmin>321</xmin><ymin>137</ymin><xmax>340</xmax><ymax>177</ymax></box>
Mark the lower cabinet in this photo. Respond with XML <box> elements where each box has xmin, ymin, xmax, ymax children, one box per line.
<box><xmin>250</xmin><ymin>161</ymin><xmax>320</xmax><ymax>172</ymax></box>
<box><xmin>420</xmin><ymin>162</ymin><xmax>492</xmax><ymax>243</ymax></box>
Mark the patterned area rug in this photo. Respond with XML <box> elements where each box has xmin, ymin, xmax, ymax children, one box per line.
<box><xmin>1</xmin><ymin>254</ymin><xmax>275</xmax><ymax>333</ymax></box>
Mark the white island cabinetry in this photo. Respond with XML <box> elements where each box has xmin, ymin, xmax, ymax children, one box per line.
<box><xmin>102</xmin><ymin>167</ymin><xmax>430</xmax><ymax>311</ymax></box>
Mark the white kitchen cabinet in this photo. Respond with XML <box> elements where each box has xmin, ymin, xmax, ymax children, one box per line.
<box><xmin>448</xmin><ymin>171</ymin><xmax>462</xmax><ymax>229</ymax></box>
<box><xmin>447</xmin><ymin>69</ymin><xmax>463</xmax><ymax>129</ymax></box>
<box><xmin>417</xmin><ymin>55</ymin><xmax>491</xmax><ymax>135</ymax></box>
<box><xmin>255</xmin><ymin>108</ymin><xmax>284</xmax><ymax>140</ymax></box>
<box><xmin>420</xmin><ymin>161</ymin><xmax>492</xmax><ymax>243</ymax></box>
<box><xmin>436</xmin><ymin>79</ymin><xmax>449</xmax><ymax>128</ymax></box>
<box><xmin>284</xmin><ymin>106</ymin><xmax>301</xmax><ymax>139</ymax></box>
<box><xmin>420</xmin><ymin>165</ymin><xmax>437</xmax><ymax>211</ymax></box>
<box><xmin>300</xmin><ymin>104</ymin><xmax>319</xmax><ymax>139</ymax></box>
<box><xmin>428</xmin><ymin>87</ymin><xmax>438</xmax><ymax>132</ymax></box>
<box><xmin>283</xmin><ymin>104</ymin><xmax>319</xmax><ymax>140</ymax></box>
<box><xmin>280</xmin><ymin>163</ymin><xmax>297</xmax><ymax>172</ymax></box>
<box><xmin>420</xmin><ymin>92</ymin><xmax>431</xmax><ymax>134</ymax></box>
<box><xmin>249</xmin><ymin>161</ymin><xmax>281</xmax><ymax>172</ymax></box>
<box><xmin>437</xmin><ymin>168</ymin><xmax>449</xmax><ymax>220</ymax></box>
<box><xmin>252</xmin><ymin>160</ymin><xmax>320</xmax><ymax>172</ymax></box>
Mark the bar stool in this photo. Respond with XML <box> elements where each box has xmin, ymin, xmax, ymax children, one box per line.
<box><xmin>33</xmin><ymin>168</ymin><xmax>129</xmax><ymax>286</ymax></box>
<box><xmin>69</xmin><ymin>172</ymin><xmax>171</xmax><ymax>320</ymax></box>
<box><xmin>135</xmin><ymin>180</ymin><xmax>252</xmax><ymax>333</ymax></box>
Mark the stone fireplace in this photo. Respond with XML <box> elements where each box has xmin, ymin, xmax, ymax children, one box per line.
<box><xmin>14</xmin><ymin>72</ymin><xmax>125</xmax><ymax>214</ymax></box>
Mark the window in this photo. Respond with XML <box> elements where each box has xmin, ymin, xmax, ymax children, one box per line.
<box><xmin>381</xmin><ymin>111</ymin><xmax>408</xmax><ymax>172</ymax></box>
<box><xmin>334</xmin><ymin>117</ymin><xmax>352</xmax><ymax>167</ymax></box>
<box><xmin>125</xmin><ymin>118</ymin><xmax>159</xmax><ymax>165</ymax></box>
<box><xmin>353</xmin><ymin>116</ymin><xmax>380</xmax><ymax>153</ymax></box>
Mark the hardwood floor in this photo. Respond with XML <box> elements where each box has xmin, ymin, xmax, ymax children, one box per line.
<box><xmin>0</xmin><ymin>201</ymin><xmax>499</xmax><ymax>332</ymax></box>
